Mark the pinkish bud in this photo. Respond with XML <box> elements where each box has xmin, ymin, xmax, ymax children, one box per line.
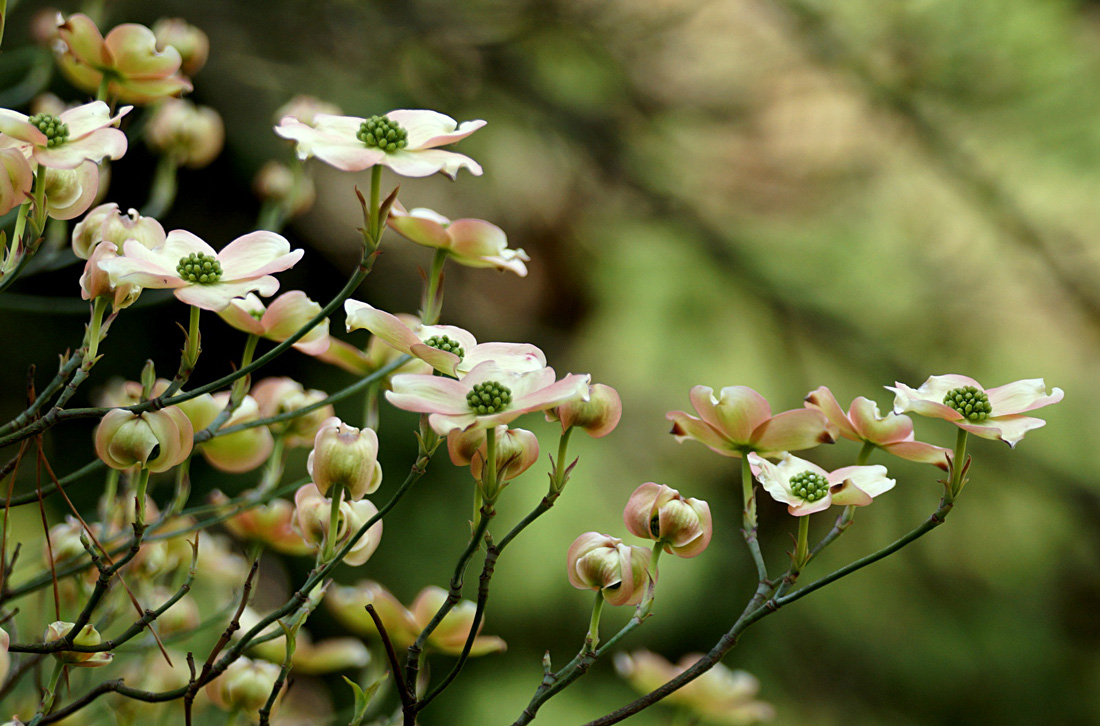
<box><xmin>94</xmin><ymin>407</ymin><xmax>193</xmax><ymax>472</ymax></box>
<box><xmin>210</xmin><ymin>490</ymin><xmax>312</xmax><ymax>556</ymax></box>
<box><xmin>622</xmin><ymin>483</ymin><xmax>713</xmax><ymax>559</ymax></box>
<box><xmin>274</xmin><ymin>95</ymin><xmax>342</xmax><ymax>126</ymax></box>
<box><xmin>254</xmin><ymin>161</ymin><xmax>316</xmax><ymax>218</ymax></box>
<box><xmin>447</xmin><ymin>425</ymin><xmax>539</xmax><ymax>486</ymax></box>
<box><xmin>44</xmin><ymin>622</ymin><xmax>113</xmax><ymax>667</ymax></box>
<box><xmin>146</xmin><ymin>99</ymin><xmax>225</xmax><ymax>168</ymax></box>
<box><xmin>292</xmin><ymin>484</ymin><xmax>383</xmax><ymax>565</ymax></box>
<box><xmin>72</xmin><ymin>203</ymin><xmax>166</xmax><ymax>259</ymax></box>
<box><xmin>548</xmin><ymin>383</ymin><xmax>622</xmax><ymax>438</ymax></box>
<box><xmin>42</xmin><ymin>161</ymin><xmax>101</xmax><ymax>221</ymax></box>
<box><xmin>180</xmin><ymin>393</ymin><xmax>274</xmax><ymax>473</ymax></box>
<box><xmin>80</xmin><ymin>241</ymin><xmax>142</xmax><ymax>310</ymax></box>
<box><xmin>0</xmin><ymin>148</ymin><xmax>32</xmax><ymax>216</ymax></box>
<box><xmin>30</xmin><ymin>93</ymin><xmax>67</xmax><ymax>117</ymax></box>
<box><xmin>251</xmin><ymin>377</ymin><xmax>334</xmax><ymax>447</ymax></box>
<box><xmin>206</xmin><ymin>656</ymin><xmax>281</xmax><ymax>713</ymax></box>
<box><xmin>152</xmin><ymin>18</ymin><xmax>209</xmax><ymax>76</ymax></box>
<box><xmin>306</xmin><ymin>417</ymin><xmax>383</xmax><ymax>500</ymax></box>
<box><xmin>566</xmin><ymin>533</ymin><xmax>651</xmax><ymax>607</ymax></box>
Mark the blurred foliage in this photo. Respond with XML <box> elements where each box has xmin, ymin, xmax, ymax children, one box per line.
<box><xmin>2</xmin><ymin>0</ymin><xmax>1100</xmax><ymax>723</ymax></box>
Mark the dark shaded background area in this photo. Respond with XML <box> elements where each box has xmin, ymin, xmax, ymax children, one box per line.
<box><xmin>2</xmin><ymin>0</ymin><xmax>1099</xmax><ymax>724</ymax></box>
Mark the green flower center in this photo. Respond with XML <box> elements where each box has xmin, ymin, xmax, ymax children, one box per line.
<box><xmin>790</xmin><ymin>470</ymin><xmax>829</xmax><ymax>503</ymax></box>
<box><xmin>357</xmin><ymin>115</ymin><xmax>409</xmax><ymax>153</ymax></box>
<box><xmin>943</xmin><ymin>386</ymin><xmax>991</xmax><ymax>421</ymax></box>
<box><xmin>424</xmin><ymin>334</ymin><xmax>464</xmax><ymax>359</ymax></box>
<box><xmin>175</xmin><ymin>252</ymin><xmax>223</xmax><ymax>284</ymax></box>
<box><xmin>29</xmin><ymin>113</ymin><xmax>69</xmax><ymax>147</ymax></box>
<box><xmin>467</xmin><ymin>380</ymin><xmax>512</xmax><ymax>415</ymax></box>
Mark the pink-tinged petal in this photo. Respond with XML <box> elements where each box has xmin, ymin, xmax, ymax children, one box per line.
<box><xmin>345</xmin><ymin>300</ymin><xmax>420</xmax><ymax>350</ymax></box>
<box><xmin>466</xmin><ymin>635</ymin><xmax>507</xmax><ymax>656</ymax></box>
<box><xmin>56</xmin><ymin>57</ymin><xmax>104</xmax><ymax>96</ymax></box>
<box><xmin>751</xmin><ymin>408</ymin><xmax>835</xmax><ymax>454</ymax></box>
<box><xmin>0</xmin><ymin>109</ymin><xmax>46</xmax><ymax>145</ymax></box>
<box><xmin>787</xmin><ymin>497</ymin><xmax>833</xmax><ymax>517</ymax></box>
<box><xmin>848</xmin><ymin>397</ymin><xmax>913</xmax><ymax>444</ymax></box>
<box><xmin>217</xmin><ymin>231</ymin><xmax>296</xmax><ymax>279</ymax></box>
<box><xmin>174</xmin><ymin>278</ymin><xmax>280</xmax><ymax>311</ymax></box>
<box><xmin>748</xmin><ymin>453</ymin><xmax>800</xmax><ymax>508</ymax></box>
<box><xmin>985</xmin><ymin>379</ymin><xmax>1064</xmax><ymax>416</ymax></box>
<box><xmin>309</xmin><ymin>114</ymin><xmax>366</xmax><ymax>136</ymax></box>
<box><xmin>382</xmin><ymin>148</ymin><xmax>482</xmax><ymax>178</ymax></box>
<box><xmin>803</xmin><ymin>386</ymin><xmax>859</xmax><ymax>441</ymax></box>
<box><xmin>956</xmin><ymin>415</ymin><xmax>1048</xmax><ymax>448</ymax></box>
<box><xmin>387</xmin><ymin>375</ymin><xmax>471</xmax><ymax>415</ymax></box>
<box><xmin>406</xmin><ymin>343</ymin><xmax>463</xmax><ymax>377</ymax></box>
<box><xmin>692</xmin><ymin>385</ymin><xmax>772</xmax><ymax>445</ymax></box>
<box><xmin>773</xmin><ymin>452</ymin><xmax>831</xmax><ymax>480</ymax></box>
<box><xmin>387</xmin><ymin>203</ymin><xmax>451</xmax><ymax>248</ymax></box>
<box><xmin>113</xmin><ymin>76</ymin><xmax>192</xmax><ymax>103</ymax></box>
<box><xmin>386</xmin><ymin>110</ymin><xmax>485</xmax><ymax>149</ymax></box>
<box><xmin>418</xmin><ymin>324</ymin><xmax>479</xmax><ymax>354</ymax></box>
<box><xmin>45</xmin><ymin>162</ymin><xmax>100</xmax><ymax>220</ymax></box>
<box><xmin>316</xmin><ymin>338</ymin><xmax>375</xmax><ymax>375</ymax></box>
<box><xmin>828</xmin><ymin>465</ymin><xmax>895</xmax><ymax>501</ymax></box>
<box><xmin>217</xmin><ymin>295</ymin><xmax>267</xmax><ymax>335</ymax></box>
<box><xmin>426</xmin><ymin>412</ymin><xmax>480</xmax><ymax>435</ymax></box>
<box><xmin>59</xmin><ymin>14</ymin><xmax>109</xmax><ymax>66</ymax></box>
<box><xmin>461</xmin><ymin>343</ymin><xmax>546</xmax><ymax>375</ymax></box>
<box><xmin>263</xmin><ymin>291</ymin><xmax>329</xmax><ymax>353</ymax></box>
<box><xmin>445</xmin><ymin>219</ymin><xmax>508</xmax><ymax>258</ymax></box>
<box><xmin>879</xmin><ymin>440</ymin><xmax>950</xmax><ymax>470</ymax></box>
<box><xmin>34</xmin><ymin>128</ymin><xmax>128</xmax><ymax>169</ymax></box>
<box><xmin>100</xmin><ymin>241</ymin><xmax>185</xmax><ymax>288</ymax></box>
<box><xmin>162</xmin><ymin>229</ymin><xmax>218</xmax><ymax>259</ymax></box>
<box><xmin>59</xmin><ymin>101</ymin><xmax>128</xmax><ymax>138</ymax></box>
<box><xmin>666</xmin><ymin>411</ymin><xmax>739</xmax><ymax>457</ymax></box>
<box><xmin>511</xmin><ymin>373</ymin><xmax>591</xmax><ymax>414</ymax></box>
<box><xmin>827</xmin><ymin>482</ymin><xmax>872</xmax><ymax>507</ymax></box>
<box><xmin>103</xmin><ymin>24</ymin><xmax>182</xmax><ymax>78</ymax></box>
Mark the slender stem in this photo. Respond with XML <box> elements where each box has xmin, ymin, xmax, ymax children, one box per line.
<box><xmin>142</xmin><ymin>155</ymin><xmax>178</xmax><ymax>219</ymax></box>
<box><xmin>185</xmin><ymin>306</ymin><xmax>201</xmax><ymax>367</ymax></box>
<box><xmin>134</xmin><ymin>468</ymin><xmax>151</xmax><ymax>528</ymax></box>
<box><xmin>83</xmin><ymin>297</ymin><xmax>109</xmax><ymax>364</ymax></box>
<box><xmin>550</xmin><ymin>426</ymin><xmax>574</xmax><ymax>493</ymax></box>
<box><xmin>38</xmin><ymin>659</ymin><xmax>65</xmax><ymax>716</ymax></box>
<box><xmin>482</xmin><ymin>426</ymin><xmax>498</xmax><ymax>501</ymax></box>
<box><xmin>793</xmin><ymin>514</ymin><xmax>810</xmax><ymax>569</ymax></box>
<box><xmin>95</xmin><ymin>76</ymin><xmax>110</xmax><ymax>104</ymax></box>
<box><xmin>369</xmin><ymin>165</ymin><xmax>382</xmax><ymax>241</ymax></box>
<box><xmin>99</xmin><ymin>468</ymin><xmax>119</xmax><ymax>523</ymax></box>
<box><xmin>740</xmin><ymin>454</ymin><xmax>768</xmax><ymax>583</ymax></box>
<box><xmin>259</xmin><ymin>436</ymin><xmax>285</xmax><ymax>492</ymax></box>
<box><xmin>323</xmin><ymin>483</ymin><xmax>344</xmax><ymax>563</ymax></box>
<box><xmin>856</xmin><ymin>439</ymin><xmax>874</xmax><ymax>466</ymax></box>
<box><xmin>4</xmin><ymin>198</ymin><xmax>30</xmax><ymax>275</ymax></box>
<box><xmin>948</xmin><ymin>428</ymin><xmax>969</xmax><ymax>500</ymax></box>
<box><xmin>584</xmin><ymin>591</ymin><xmax>605</xmax><ymax>653</ymax></box>
<box><xmin>422</xmin><ymin>249</ymin><xmax>448</xmax><ymax>325</ymax></box>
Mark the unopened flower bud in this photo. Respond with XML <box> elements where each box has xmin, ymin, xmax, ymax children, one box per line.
<box><xmin>30</xmin><ymin>93</ymin><xmax>67</xmax><ymax>117</ymax></box>
<box><xmin>622</xmin><ymin>483</ymin><xmax>713</xmax><ymax>558</ymax></box>
<box><xmin>45</xmin><ymin>622</ymin><xmax>113</xmax><ymax>667</ymax></box>
<box><xmin>94</xmin><ymin>407</ymin><xmax>193</xmax><ymax>472</ymax></box>
<box><xmin>179</xmin><ymin>393</ymin><xmax>274</xmax><ymax>473</ymax></box>
<box><xmin>254</xmin><ymin>161</ymin><xmax>316</xmax><ymax>218</ymax></box>
<box><xmin>307</xmin><ymin>417</ymin><xmax>382</xmax><ymax>500</ymax></box>
<box><xmin>146</xmin><ymin>98</ymin><xmax>225</xmax><ymax>168</ymax></box>
<box><xmin>206</xmin><ymin>656</ymin><xmax>281</xmax><ymax>713</ymax></box>
<box><xmin>152</xmin><ymin>18</ymin><xmax>209</xmax><ymax>76</ymax></box>
<box><xmin>292</xmin><ymin>484</ymin><xmax>382</xmax><ymax>565</ymax></box>
<box><xmin>211</xmin><ymin>490</ymin><xmax>312</xmax><ymax>556</ymax></box>
<box><xmin>80</xmin><ymin>241</ymin><xmax>142</xmax><ymax>309</ymax></box>
<box><xmin>274</xmin><ymin>95</ymin><xmax>342</xmax><ymax>126</ymax></box>
<box><xmin>566</xmin><ymin>533</ymin><xmax>651</xmax><ymax>606</ymax></box>
<box><xmin>547</xmin><ymin>383</ymin><xmax>622</xmax><ymax>438</ymax></box>
<box><xmin>252</xmin><ymin>378</ymin><xmax>334</xmax><ymax>447</ymax></box>
<box><xmin>447</xmin><ymin>425</ymin><xmax>539</xmax><ymax>486</ymax></box>
<box><xmin>0</xmin><ymin>148</ymin><xmax>33</xmax><ymax>216</ymax></box>
<box><xmin>73</xmin><ymin>203</ymin><xmax>166</xmax><ymax>259</ymax></box>
<box><xmin>46</xmin><ymin>517</ymin><xmax>89</xmax><ymax>566</ymax></box>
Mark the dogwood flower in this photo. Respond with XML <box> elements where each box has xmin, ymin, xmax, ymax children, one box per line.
<box><xmin>567</xmin><ymin>532</ymin><xmax>652</xmax><ymax>607</ymax></box>
<box><xmin>667</xmin><ymin>385</ymin><xmax>836</xmax><ymax>459</ymax></box>
<box><xmin>80</xmin><ymin>241</ymin><xmax>142</xmax><ymax>310</ymax></box>
<box><xmin>804</xmin><ymin>386</ymin><xmax>950</xmax><ymax>470</ymax></box>
<box><xmin>387</xmin><ymin>202</ymin><xmax>529</xmax><ymax>275</ymax></box>
<box><xmin>72</xmin><ymin>203</ymin><xmax>165</xmax><ymax>259</ymax></box>
<box><xmin>387</xmin><ymin>360</ymin><xmax>590</xmax><ymax>435</ymax></box>
<box><xmin>622</xmin><ymin>483</ymin><xmax>713</xmax><ymax>558</ymax></box>
<box><xmin>41</xmin><ymin>161</ymin><xmax>102</xmax><ymax>220</ymax></box>
<box><xmin>748</xmin><ymin>452</ymin><xmax>895</xmax><ymax>517</ymax></box>
<box><xmin>615</xmin><ymin>650</ymin><xmax>775</xmax><ymax>725</ymax></box>
<box><xmin>99</xmin><ymin>229</ymin><xmax>303</xmax><ymax>311</ymax></box>
<box><xmin>0</xmin><ymin>101</ymin><xmax>129</xmax><ymax>169</ymax></box>
<box><xmin>275</xmin><ymin>109</ymin><xmax>485</xmax><ymax>178</ymax></box>
<box><xmin>293</xmin><ymin>484</ymin><xmax>383</xmax><ymax>566</ymax></box>
<box><xmin>209</xmin><ymin>491</ymin><xmax>312</xmax><ymax>556</ymax></box>
<box><xmin>345</xmin><ymin>300</ymin><xmax>545</xmax><ymax>377</ymax></box>
<box><xmin>146</xmin><ymin>99</ymin><xmax>225</xmax><ymax>168</ymax></box>
<box><xmin>888</xmin><ymin>375</ymin><xmax>1064</xmax><ymax>447</ymax></box>
<box><xmin>55</xmin><ymin>14</ymin><xmax>193</xmax><ymax>104</ymax></box>
<box><xmin>218</xmin><ymin>291</ymin><xmax>330</xmax><ymax>355</ymax></box>
<box><xmin>326</xmin><ymin>581</ymin><xmax>507</xmax><ymax>656</ymax></box>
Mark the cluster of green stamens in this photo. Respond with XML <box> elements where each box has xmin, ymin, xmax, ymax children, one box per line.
<box><xmin>29</xmin><ymin>113</ymin><xmax>69</xmax><ymax>147</ymax></box>
<box><xmin>175</xmin><ymin>252</ymin><xmax>223</xmax><ymax>284</ymax></box>
<box><xmin>943</xmin><ymin>386</ymin><xmax>991</xmax><ymax>421</ymax></box>
<box><xmin>357</xmin><ymin>115</ymin><xmax>408</xmax><ymax>152</ymax></box>
<box><xmin>790</xmin><ymin>470</ymin><xmax>829</xmax><ymax>503</ymax></box>
<box><xmin>424</xmin><ymin>334</ymin><xmax>464</xmax><ymax>359</ymax></box>
<box><xmin>467</xmin><ymin>381</ymin><xmax>512</xmax><ymax>414</ymax></box>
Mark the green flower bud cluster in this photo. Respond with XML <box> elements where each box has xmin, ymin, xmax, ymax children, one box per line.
<box><xmin>357</xmin><ymin>115</ymin><xmax>409</xmax><ymax>152</ymax></box>
<box><xmin>943</xmin><ymin>386</ymin><xmax>991</xmax><ymax>421</ymax></box>
<box><xmin>790</xmin><ymin>470</ymin><xmax>829</xmax><ymax>502</ymax></box>
<box><xmin>425</xmin><ymin>334</ymin><xmax>464</xmax><ymax>359</ymax></box>
<box><xmin>176</xmin><ymin>252</ymin><xmax>223</xmax><ymax>284</ymax></box>
<box><xmin>467</xmin><ymin>380</ymin><xmax>512</xmax><ymax>414</ymax></box>
<box><xmin>29</xmin><ymin>113</ymin><xmax>69</xmax><ymax>147</ymax></box>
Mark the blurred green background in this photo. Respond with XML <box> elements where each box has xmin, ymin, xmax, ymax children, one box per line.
<box><xmin>1</xmin><ymin>0</ymin><xmax>1099</xmax><ymax>724</ymax></box>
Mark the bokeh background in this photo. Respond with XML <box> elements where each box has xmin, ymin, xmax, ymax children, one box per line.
<box><xmin>1</xmin><ymin>0</ymin><xmax>1098</xmax><ymax>724</ymax></box>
